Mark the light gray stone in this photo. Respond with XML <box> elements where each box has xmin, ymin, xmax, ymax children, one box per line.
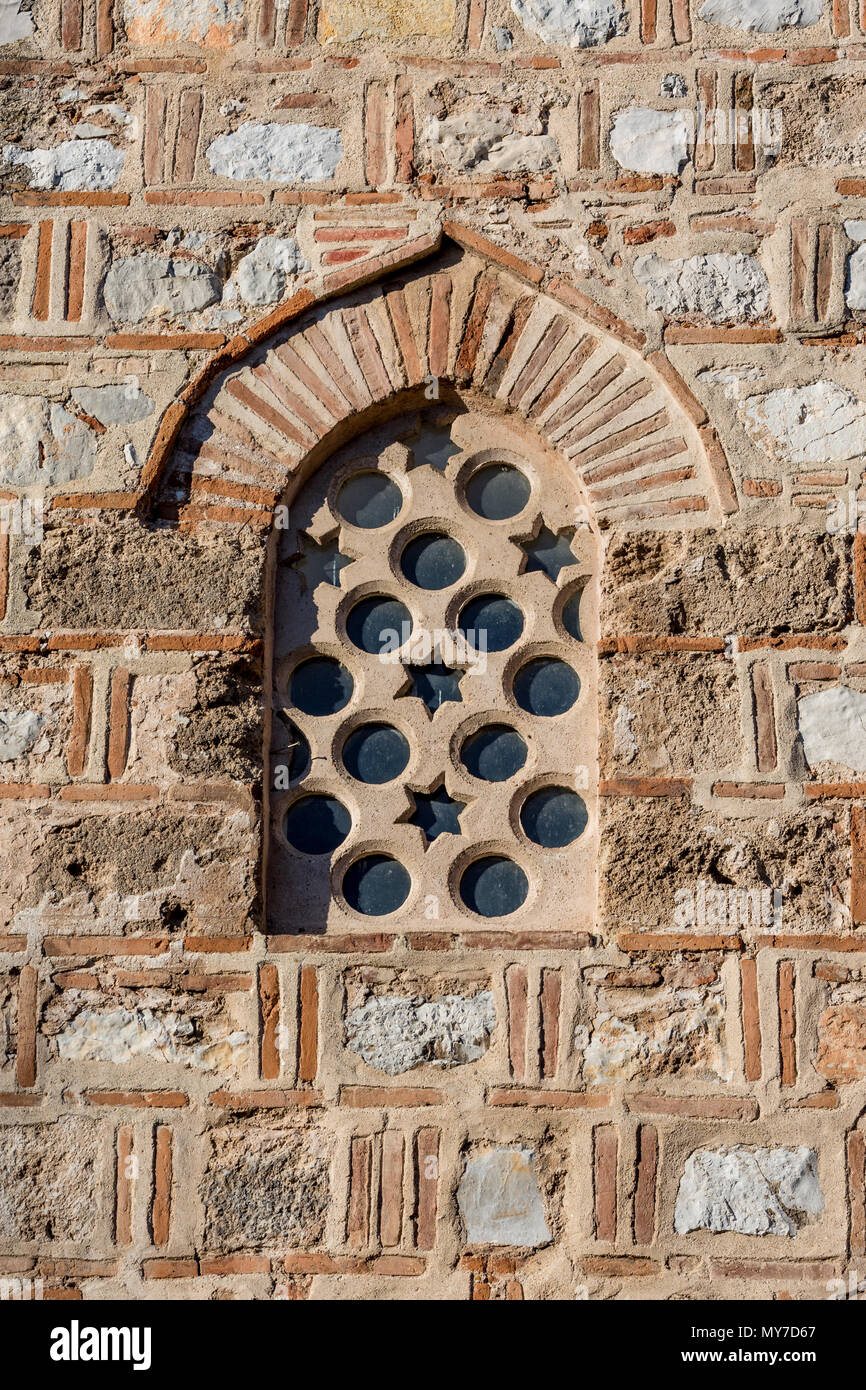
<box><xmin>634</xmin><ymin>251</ymin><xmax>770</xmax><ymax>322</ymax></box>
<box><xmin>425</xmin><ymin>113</ymin><xmax>558</xmax><ymax>174</ymax></box>
<box><xmin>493</xmin><ymin>24</ymin><xmax>514</xmax><ymax>46</ymax></box>
<box><xmin>45</xmin><ymin>404</ymin><xmax>98</xmax><ymax>484</ymax></box>
<box><xmin>675</xmin><ymin>1146</ymin><xmax>823</xmax><ymax>1236</ymax></box>
<box><xmin>104</xmin><ymin>254</ymin><xmax>221</xmax><ymax>323</ymax></box>
<box><xmin>846</xmin><ymin>244</ymin><xmax>866</xmax><ymax>311</ymax></box>
<box><xmin>0</xmin><ymin>708</ymin><xmax>45</xmax><ymax>761</ymax></box>
<box><xmin>457</xmin><ymin>1147</ymin><xmax>551</xmax><ymax>1246</ymax></box>
<box><xmin>235</xmin><ymin>235</ymin><xmax>308</xmax><ymax>306</ymax></box>
<box><xmin>698</xmin><ymin>0</ymin><xmax>823</xmax><ymax>28</ymax></box>
<box><xmin>71</xmin><ymin>383</ymin><xmax>155</xmax><ymax>426</ymax></box>
<box><xmin>2</xmin><ymin>138</ymin><xmax>124</xmax><ymax>191</ymax></box>
<box><xmin>0</xmin><ymin>0</ymin><xmax>34</xmax><ymax>44</ymax></box>
<box><xmin>845</xmin><ymin>219</ymin><xmax>866</xmax><ymax>243</ymax></box>
<box><xmin>510</xmin><ymin>0</ymin><xmax>628</xmax><ymax>46</ymax></box>
<box><xmin>609</xmin><ymin>107</ymin><xmax>691</xmax><ymax>174</ymax></box>
<box><xmin>0</xmin><ymin>398</ymin><xmax>97</xmax><ymax>486</ymax></box>
<box><xmin>740</xmin><ymin>381</ymin><xmax>866</xmax><ymax>462</ymax></box>
<box><xmin>123</xmin><ymin>0</ymin><xmax>243</xmax><ymax>42</ymax></box>
<box><xmin>345</xmin><ymin>990</ymin><xmax>495</xmax><ymax>1074</ymax></box>
<box><xmin>57</xmin><ymin>1006</ymin><xmax>250</xmax><ymax>1071</ymax></box>
<box><xmin>206</xmin><ymin>122</ymin><xmax>343</xmax><ymax>183</ymax></box>
<box><xmin>662</xmin><ymin>73</ymin><xmax>687</xmax><ymax>97</ymax></box>
<box><xmin>798</xmin><ymin>686</ymin><xmax>866</xmax><ymax>772</ymax></box>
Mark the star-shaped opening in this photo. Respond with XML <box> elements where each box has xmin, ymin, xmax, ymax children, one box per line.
<box><xmin>401</xmin><ymin>781</ymin><xmax>467</xmax><ymax>846</ymax></box>
<box><xmin>398</xmin><ymin>662</ymin><xmax>466</xmax><ymax>715</ymax></box>
<box><xmin>517</xmin><ymin>521</ymin><xmax>578</xmax><ymax>583</ymax></box>
<box><xmin>408</xmin><ymin>425</ymin><xmax>461</xmax><ymax>473</ymax></box>
<box><xmin>289</xmin><ymin>531</ymin><xmax>354</xmax><ymax>592</ymax></box>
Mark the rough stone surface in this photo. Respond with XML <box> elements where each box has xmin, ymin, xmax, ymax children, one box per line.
<box><xmin>674</xmin><ymin>1147</ymin><xmax>824</xmax><ymax>1236</ymax></box>
<box><xmin>206</xmin><ymin>123</ymin><xmax>343</xmax><ymax>183</ymax></box>
<box><xmin>71</xmin><ymin>384</ymin><xmax>156</xmax><ymax>426</ymax></box>
<box><xmin>798</xmin><ymin>686</ymin><xmax>866</xmax><ymax>772</ymax></box>
<box><xmin>634</xmin><ymin>252</ymin><xmax>770</xmax><ymax>323</ymax></box>
<box><xmin>457</xmin><ymin>1148</ymin><xmax>551</xmax><ymax>1246</ymax></box>
<box><xmin>104</xmin><ymin>254</ymin><xmax>221</xmax><ymax>324</ymax></box>
<box><xmin>235</xmin><ymin>235</ymin><xmax>308</xmax><ymax>306</ymax></box>
<box><xmin>0</xmin><ymin>233</ymin><xmax>20</xmax><ymax>318</ymax></box>
<box><xmin>54</xmin><ymin>1005</ymin><xmax>250</xmax><ymax>1071</ymax></box>
<box><xmin>345</xmin><ymin>989</ymin><xmax>496</xmax><ymax>1073</ymax></box>
<box><xmin>741</xmin><ymin>382</ymin><xmax>866</xmax><ymax>463</ymax></box>
<box><xmin>425</xmin><ymin>113</ymin><xmax>558</xmax><ymax>174</ymax></box>
<box><xmin>510</xmin><ymin>0</ymin><xmax>628</xmax><ymax>47</ymax></box>
<box><xmin>609</xmin><ymin>108</ymin><xmax>691</xmax><ymax>174</ymax></box>
<box><xmin>2</xmin><ymin>138</ymin><xmax>124</xmax><ymax>191</ymax></box>
<box><xmin>0</xmin><ymin>397</ymin><xmax>97</xmax><ymax>486</ymax></box>
<box><xmin>318</xmin><ymin>0</ymin><xmax>456</xmax><ymax>40</ymax></box>
<box><xmin>816</xmin><ymin>995</ymin><xmax>866</xmax><ymax>1082</ymax></box>
<box><xmin>0</xmin><ymin>708</ymin><xmax>44</xmax><ymax>761</ymax></box>
<box><xmin>0</xmin><ymin>1120</ymin><xmax>101</xmax><ymax>1242</ymax></box>
<box><xmin>201</xmin><ymin>1119</ymin><xmax>330</xmax><ymax>1250</ymax></box>
<box><xmin>697</xmin><ymin>0</ymin><xmax>823</xmax><ymax>26</ymax></box>
<box><xmin>123</xmin><ymin>0</ymin><xmax>245</xmax><ymax>45</ymax></box>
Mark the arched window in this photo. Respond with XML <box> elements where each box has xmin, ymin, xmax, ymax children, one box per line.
<box><xmin>267</xmin><ymin>401</ymin><xmax>598</xmax><ymax>934</ymax></box>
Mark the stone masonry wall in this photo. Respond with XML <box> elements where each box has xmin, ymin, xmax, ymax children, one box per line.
<box><xmin>1</xmin><ymin>0</ymin><xmax>866</xmax><ymax>1303</ymax></box>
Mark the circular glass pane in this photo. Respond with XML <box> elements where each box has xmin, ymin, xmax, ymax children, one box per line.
<box><xmin>460</xmin><ymin>724</ymin><xmax>527</xmax><ymax>783</ymax></box>
<box><xmin>346</xmin><ymin>596</ymin><xmax>412</xmax><ymax>655</ymax></box>
<box><xmin>561</xmin><ymin>588</ymin><xmax>584</xmax><ymax>642</ymax></box>
<box><xmin>520</xmin><ymin>786</ymin><xmax>588</xmax><ymax>848</ymax></box>
<box><xmin>512</xmin><ymin>659</ymin><xmax>580</xmax><ymax>717</ymax></box>
<box><xmin>460</xmin><ymin>856</ymin><xmax>528</xmax><ymax>917</ymax></box>
<box><xmin>284</xmin><ymin>795</ymin><xmax>351</xmax><ymax>855</ymax></box>
<box><xmin>342</xmin><ymin>724</ymin><xmax>410</xmax><ymax>784</ymax></box>
<box><xmin>290</xmin><ymin>657</ymin><xmax>353</xmax><ymax>716</ymax></box>
<box><xmin>401</xmin><ymin>533</ymin><xmax>466</xmax><ymax>590</ymax></box>
<box><xmin>342</xmin><ymin>855</ymin><xmax>411</xmax><ymax>916</ymax></box>
<box><xmin>337</xmin><ymin>472</ymin><xmax>402</xmax><ymax>529</ymax></box>
<box><xmin>465</xmin><ymin>463</ymin><xmax>531</xmax><ymax>520</ymax></box>
<box><xmin>459</xmin><ymin>595</ymin><xmax>524</xmax><ymax>653</ymax></box>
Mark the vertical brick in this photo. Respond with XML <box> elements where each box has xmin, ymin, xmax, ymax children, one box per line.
<box><xmin>751</xmin><ymin>663</ymin><xmax>777</xmax><ymax>773</ymax></box>
<box><xmin>395</xmin><ymin>78</ymin><xmax>415</xmax><ymax>184</ymax></box>
<box><xmin>379</xmin><ymin>1131</ymin><xmax>404</xmax><ymax>1248</ymax></box>
<box><xmin>297</xmin><ymin>964</ymin><xmax>318</xmax><ymax>1083</ymax></box>
<box><xmin>852</xmin><ymin>807</ymin><xmax>866</xmax><ymax>925</ymax></box>
<box><xmin>116</xmin><ymin>1127</ymin><xmax>134</xmax><ymax>1246</ymax></box>
<box><xmin>848</xmin><ymin>1129</ymin><xmax>866</xmax><ymax>1257</ymax></box>
<box><xmin>633</xmin><ymin>1124</ymin><xmax>658</xmax><ymax>1246</ymax></box>
<box><xmin>733</xmin><ymin>74</ymin><xmax>754</xmax><ymax>173</ymax></box>
<box><xmin>695</xmin><ymin>70</ymin><xmax>716</xmax><ymax>172</ymax></box>
<box><xmin>815</xmin><ymin>223</ymin><xmax>834</xmax><ymax>323</ymax></box>
<box><xmin>65</xmin><ymin>221</ymin><xmax>87</xmax><ymax>324</ymax></box>
<box><xmin>66</xmin><ymin>666</ymin><xmax>93</xmax><ymax>778</ymax></box>
<box><xmin>173</xmin><ymin>90</ymin><xmax>203</xmax><ymax>184</ymax></box>
<box><xmin>428</xmin><ymin>274</ymin><xmax>452</xmax><ymax>380</ymax></box>
<box><xmin>144</xmin><ymin>87</ymin><xmax>167</xmax><ymax>187</ymax></box>
<box><xmin>538</xmin><ymin>967</ymin><xmax>561</xmax><ymax>1079</ymax></box>
<box><xmin>107</xmin><ymin>667</ymin><xmax>131</xmax><ymax>781</ymax></box>
<box><xmin>778</xmin><ymin>960</ymin><xmax>796</xmax><ymax>1086</ymax></box>
<box><xmin>671</xmin><ymin>0</ymin><xmax>691</xmax><ymax>42</ymax></box>
<box><xmin>467</xmin><ymin>0</ymin><xmax>486</xmax><ymax>47</ymax></box>
<box><xmin>16</xmin><ymin>964</ymin><xmax>37</xmax><ymax>1089</ymax></box>
<box><xmin>32</xmin><ymin>222</ymin><xmax>53</xmax><ymax>322</ymax></box>
<box><xmin>364</xmin><ymin>82</ymin><xmax>388</xmax><ymax>190</ymax></box>
<box><xmin>96</xmin><ymin>0</ymin><xmax>115</xmax><ymax>57</ymax></box>
<box><xmin>259</xmin><ymin>962</ymin><xmax>280</xmax><ymax>1081</ymax></box>
<box><xmin>579</xmin><ymin>86</ymin><xmax>599</xmax><ymax>170</ymax></box>
<box><xmin>741</xmin><ymin>956</ymin><xmax>762</xmax><ymax>1082</ymax></box>
<box><xmin>833</xmin><ymin>0</ymin><xmax>852</xmax><ymax>35</ymax></box>
<box><xmin>593</xmin><ymin>1125</ymin><xmax>618</xmax><ymax>1242</ymax></box>
<box><xmin>258</xmin><ymin>0</ymin><xmax>277</xmax><ymax>44</ymax></box>
<box><xmin>790</xmin><ymin>218</ymin><xmax>811</xmax><ymax>323</ymax></box>
<box><xmin>152</xmin><ymin>1126</ymin><xmax>172</xmax><ymax>1247</ymax></box>
<box><xmin>286</xmin><ymin>0</ymin><xmax>309</xmax><ymax>47</ymax></box>
<box><xmin>0</xmin><ymin>533</ymin><xmax>8</xmax><ymax>625</ymax></box>
<box><xmin>61</xmin><ymin>0</ymin><xmax>83</xmax><ymax>49</ymax></box>
<box><xmin>640</xmin><ymin>0</ymin><xmax>657</xmax><ymax>41</ymax></box>
<box><xmin>414</xmin><ymin>1128</ymin><xmax>439</xmax><ymax>1250</ymax></box>
<box><xmin>505</xmin><ymin>963</ymin><xmax>528</xmax><ymax>1082</ymax></box>
<box><xmin>385</xmin><ymin>287</ymin><xmax>423</xmax><ymax>386</ymax></box>
<box><xmin>856</xmin><ymin>531</ymin><xmax>866</xmax><ymax>625</ymax></box>
<box><xmin>347</xmin><ymin>1135</ymin><xmax>373</xmax><ymax>1247</ymax></box>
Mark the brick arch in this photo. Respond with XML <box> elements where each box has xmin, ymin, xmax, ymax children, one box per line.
<box><xmin>148</xmin><ymin>224</ymin><xmax>738</xmax><ymax>528</ymax></box>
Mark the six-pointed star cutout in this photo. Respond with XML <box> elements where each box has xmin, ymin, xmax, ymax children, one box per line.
<box><xmin>399</xmin><ymin>662</ymin><xmax>466</xmax><ymax>715</ymax></box>
<box><xmin>403</xmin><ymin>781</ymin><xmax>467</xmax><ymax>845</ymax></box>
<box><xmin>517</xmin><ymin>522</ymin><xmax>578</xmax><ymax>583</ymax></box>
<box><xmin>290</xmin><ymin>531</ymin><xmax>354</xmax><ymax>591</ymax></box>
<box><xmin>409</xmin><ymin>425</ymin><xmax>461</xmax><ymax>473</ymax></box>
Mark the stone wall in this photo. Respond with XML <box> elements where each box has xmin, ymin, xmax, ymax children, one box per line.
<box><xmin>1</xmin><ymin>0</ymin><xmax>866</xmax><ymax>1303</ymax></box>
